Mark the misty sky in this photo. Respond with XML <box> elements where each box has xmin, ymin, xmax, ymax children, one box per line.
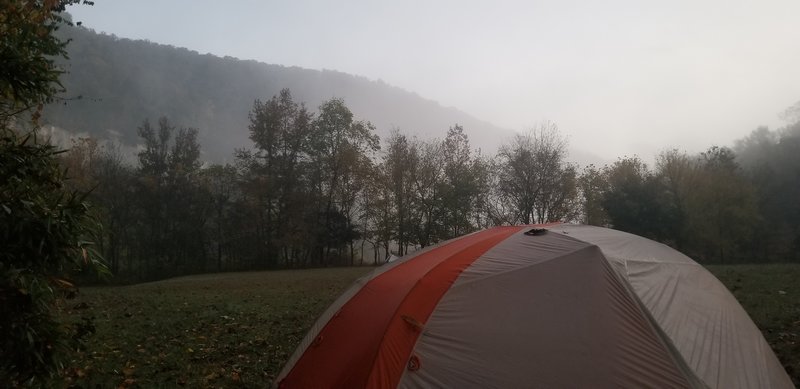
<box><xmin>67</xmin><ymin>0</ymin><xmax>800</xmax><ymax>162</ymax></box>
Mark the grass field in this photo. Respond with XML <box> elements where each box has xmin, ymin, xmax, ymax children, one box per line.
<box><xmin>706</xmin><ymin>264</ymin><xmax>799</xmax><ymax>384</ymax></box>
<box><xmin>57</xmin><ymin>268</ymin><xmax>372</xmax><ymax>388</ymax></box>
<box><xmin>55</xmin><ymin>264</ymin><xmax>798</xmax><ymax>387</ymax></box>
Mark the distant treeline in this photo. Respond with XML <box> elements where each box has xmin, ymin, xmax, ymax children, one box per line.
<box><xmin>60</xmin><ymin>90</ymin><xmax>800</xmax><ymax>282</ymax></box>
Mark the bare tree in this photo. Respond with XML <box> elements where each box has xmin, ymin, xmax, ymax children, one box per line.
<box><xmin>496</xmin><ymin>121</ymin><xmax>577</xmax><ymax>224</ymax></box>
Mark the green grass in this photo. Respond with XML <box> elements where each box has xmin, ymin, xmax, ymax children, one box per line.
<box><xmin>53</xmin><ymin>264</ymin><xmax>798</xmax><ymax>387</ymax></box>
<box><xmin>56</xmin><ymin>267</ymin><xmax>372</xmax><ymax>388</ymax></box>
<box><xmin>706</xmin><ymin>264</ymin><xmax>800</xmax><ymax>384</ymax></box>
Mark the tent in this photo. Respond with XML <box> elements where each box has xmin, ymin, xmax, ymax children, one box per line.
<box><xmin>276</xmin><ymin>224</ymin><xmax>792</xmax><ymax>388</ymax></box>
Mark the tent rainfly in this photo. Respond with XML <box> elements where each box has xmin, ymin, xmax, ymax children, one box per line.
<box><xmin>276</xmin><ymin>224</ymin><xmax>793</xmax><ymax>388</ymax></box>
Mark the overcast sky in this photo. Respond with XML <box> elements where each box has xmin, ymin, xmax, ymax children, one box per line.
<box><xmin>67</xmin><ymin>0</ymin><xmax>800</xmax><ymax>162</ymax></box>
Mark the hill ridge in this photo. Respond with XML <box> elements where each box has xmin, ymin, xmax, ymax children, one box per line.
<box><xmin>44</xmin><ymin>25</ymin><xmax>516</xmax><ymax>161</ymax></box>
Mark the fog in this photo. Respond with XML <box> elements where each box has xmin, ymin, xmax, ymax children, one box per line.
<box><xmin>68</xmin><ymin>0</ymin><xmax>800</xmax><ymax>162</ymax></box>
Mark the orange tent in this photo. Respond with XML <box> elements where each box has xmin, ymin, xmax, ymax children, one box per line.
<box><xmin>277</xmin><ymin>224</ymin><xmax>792</xmax><ymax>388</ymax></box>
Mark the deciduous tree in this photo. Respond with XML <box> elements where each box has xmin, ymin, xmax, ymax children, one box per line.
<box><xmin>496</xmin><ymin>122</ymin><xmax>577</xmax><ymax>224</ymax></box>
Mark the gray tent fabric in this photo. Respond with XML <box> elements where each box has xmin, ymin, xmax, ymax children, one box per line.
<box><xmin>398</xmin><ymin>233</ymin><xmax>701</xmax><ymax>388</ymax></box>
<box><xmin>277</xmin><ymin>224</ymin><xmax>793</xmax><ymax>388</ymax></box>
<box><xmin>553</xmin><ymin>224</ymin><xmax>793</xmax><ymax>389</ymax></box>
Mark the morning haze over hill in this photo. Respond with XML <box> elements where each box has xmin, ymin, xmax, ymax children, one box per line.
<box><xmin>44</xmin><ymin>22</ymin><xmax>529</xmax><ymax>162</ymax></box>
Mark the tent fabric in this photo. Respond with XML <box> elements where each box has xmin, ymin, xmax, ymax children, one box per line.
<box><xmin>278</xmin><ymin>227</ymin><xmax>523</xmax><ymax>388</ymax></box>
<box><xmin>555</xmin><ymin>224</ymin><xmax>792</xmax><ymax>389</ymax></box>
<box><xmin>275</xmin><ymin>233</ymin><xmax>477</xmax><ymax>381</ymax></box>
<box><xmin>276</xmin><ymin>224</ymin><xmax>793</xmax><ymax>389</ymax></box>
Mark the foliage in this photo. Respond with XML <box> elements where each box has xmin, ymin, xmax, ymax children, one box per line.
<box><xmin>589</xmin><ymin>108</ymin><xmax>800</xmax><ymax>265</ymax></box>
<box><xmin>56</xmin><ymin>87</ymin><xmax>800</xmax><ymax>283</ymax></box>
<box><xmin>687</xmin><ymin>147</ymin><xmax>759</xmax><ymax>262</ymax></box>
<box><xmin>601</xmin><ymin>156</ymin><xmax>676</xmax><ymax>242</ymax></box>
<box><xmin>577</xmin><ymin>164</ymin><xmax>608</xmax><ymax>226</ymax></box>
<box><xmin>0</xmin><ymin>0</ymin><xmax>85</xmax><ymax>122</ymax></box>
<box><xmin>1</xmin><ymin>0</ymin><xmax>106</xmax><ymax>384</ymax></box>
<box><xmin>381</xmin><ymin>130</ymin><xmax>413</xmax><ymax>253</ymax></box>
<box><xmin>598</xmin><ymin>150</ymin><xmax>761</xmax><ymax>263</ymax></box>
<box><xmin>308</xmin><ymin>97</ymin><xmax>379</xmax><ymax>265</ymax></box>
<box><xmin>404</xmin><ymin>137</ymin><xmax>443</xmax><ymax>248</ymax></box>
<box><xmin>0</xmin><ymin>129</ymin><xmax>106</xmax><ymax>384</ymax></box>
<box><xmin>62</xmin><ymin>139</ymin><xmax>135</xmax><ymax>275</ymax></box>
<box><xmin>440</xmin><ymin>125</ymin><xmax>482</xmax><ymax>237</ymax></box>
<box><xmin>735</xmin><ymin>121</ymin><xmax>800</xmax><ymax>262</ymax></box>
<box><xmin>131</xmin><ymin>117</ymin><xmax>206</xmax><ymax>278</ymax></box>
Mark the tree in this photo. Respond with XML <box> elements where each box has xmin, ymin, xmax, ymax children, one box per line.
<box><xmin>134</xmin><ymin>117</ymin><xmax>205</xmax><ymax>277</ymax></box>
<box><xmin>203</xmin><ymin>164</ymin><xmax>237</xmax><ymax>271</ymax></box>
<box><xmin>733</xmin><ymin>126</ymin><xmax>776</xmax><ymax>169</ymax></box>
<box><xmin>335</xmin><ymin>146</ymin><xmax>372</xmax><ymax>264</ymax></box>
<box><xmin>440</xmin><ymin>125</ymin><xmax>479</xmax><ymax>238</ymax></box>
<box><xmin>535</xmin><ymin>162</ymin><xmax>579</xmax><ymax>223</ymax></box>
<box><xmin>247</xmin><ymin>90</ymin><xmax>294</xmax><ymax>266</ymax></box>
<box><xmin>735</xmin><ymin>121</ymin><xmax>800</xmax><ymax>261</ymax></box>
<box><xmin>59</xmin><ymin>137</ymin><xmax>101</xmax><ymax>192</ymax></box>
<box><xmin>90</xmin><ymin>143</ymin><xmax>136</xmax><ymax>275</ymax></box>
<box><xmin>408</xmin><ymin>138</ymin><xmax>445</xmax><ymax>247</ymax></box>
<box><xmin>688</xmin><ymin>146</ymin><xmax>759</xmax><ymax>262</ymax></box>
<box><xmin>653</xmin><ymin>149</ymin><xmax>698</xmax><ymax>250</ymax></box>
<box><xmin>483</xmin><ymin>157</ymin><xmax>518</xmax><ymax>226</ymax></box>
<box><xmin>601</xmin><ymin>156</ymin><xmax>674</xmax><ymax>240</ymax></box>
<box><xmin>136</xmin><ymin>117</ymin><xmax>171</xmax><ymax>177</ymax></box>
<box><xmin>244</xmin><ymin>89</ymin><xmax>315</xmax><ymax>267</ymax></box>
<box><xmin>577</xmin><ymin>164</ymin><xmax>609</xmax><ymax>226</ymax></box>
<box><xmin>363</xmin><ymin>161</ymin><xmax>396</xmax><ymax>264</ymax></box>
<box><xmin>0</xmin><ymin>0</ymin><xmax>85</xmax><ymax>124</ymax></box>
<box><xmin>308</xmin><ymin>98</ymin><xmax>379</xmax><ymax>264</ymax></box>
<box><xmin>382</xmin><ymin>130</ymin><xmax>414</xmax><ymax>254</ymax></box>
<box><xmin>470</xmin><ymin>153</ymin><xmax>493</xmax><ymax>230</ymax></box>
<box><xmin>496</xmin><ymin>121</ymin><xmax>578</xmax><ymax>224</ymax></box>
<box><xmin>1</xmin><ymin>1</ymin><xmax>104</xmax><ymax>383</ymax></box>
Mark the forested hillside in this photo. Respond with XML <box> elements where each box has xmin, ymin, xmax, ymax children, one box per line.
<box><xmin>32</xmin><ymin>19</ymin><xmax>800</xmax><ymax>282</ymax></box>
<box><xmin>42</xmin><ymin>22</ymin><xmax>514</xmax><ymax>161</ymax></box>
<box><xmin>58</xmin><ymin>83</ymin><xmax>800</xmax><ymax>283</ymax></box>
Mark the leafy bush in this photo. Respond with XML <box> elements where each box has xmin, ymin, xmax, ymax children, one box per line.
<box><xmin>0</xmin><ymin>128</ymin><xmax>106</xmax><ymax>385</ymax></box>
<box><xmin>1</xmin><ymin>0</ymin><xmax>104</xmax><ymax>385</ymax></box>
